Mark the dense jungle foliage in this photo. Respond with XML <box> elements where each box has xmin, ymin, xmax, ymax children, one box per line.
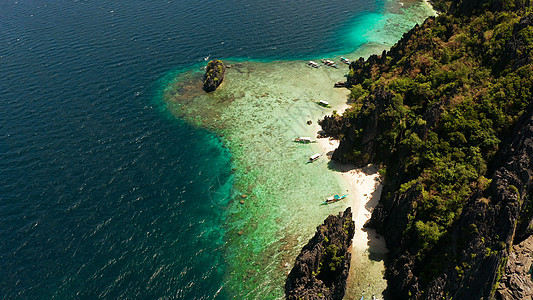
<box><xmin>334</xmin><ymin>0</ymin><xmax>532</xmax><ymax>284</ymax></box>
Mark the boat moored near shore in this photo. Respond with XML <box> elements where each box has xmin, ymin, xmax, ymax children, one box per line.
<box><xmin>307</xmin><ymin>61</ymin><xmax>319</xmax><ymax>68</ymax></box>
<box><xmin>321</xmin><ymin>59</ymin><xmax>338</xmax><ymax>68</ymax></box>
<box><xmin>334</xmin><ymin>81</ymin><xmax>347</xmax><ymax>88</ymax></box>
<box><xmin>293</xmin><ymin>137</ymin><xmax>316</xmax><ymax>143</ymax></box>
<box><xmin>308</xmin><ymin>153</ymin><xmax>321</xmax><ymax>162</ymax></box>
<box><xmin>322</xmin><ymin>194</ymin><xmax>348</xmax><ymax>205</ymax></box>
<box><xmin>317</xmin><ymin>100</ymin><xmax>331</xmax><ymax>107</ymax></box>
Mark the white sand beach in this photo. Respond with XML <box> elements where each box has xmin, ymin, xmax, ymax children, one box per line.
<box><xmin>315</xmin><ymin>123</ymin><xmax>388</xmax><ymax>254</ymax></box>
<box><xmin>314</xmin><ymin>105</ymin><xmax>389</xmax><ymax>299</ymax></box>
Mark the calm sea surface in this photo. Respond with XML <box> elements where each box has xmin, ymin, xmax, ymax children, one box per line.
<box><xmin>1</xmin><ymin>0</ymin><xmax>386</xmax><ymax>298</ymax></box>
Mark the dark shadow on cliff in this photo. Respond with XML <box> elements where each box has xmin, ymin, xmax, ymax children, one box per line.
<box><xmin>367</xmin><ymin>251</ymin><xmax>387</xmax><ymax>263</ymax></box>
<box><xmin>325</xmin><ymin>158</ymin><xmax>379</xmax><ymax>175</ymax></box>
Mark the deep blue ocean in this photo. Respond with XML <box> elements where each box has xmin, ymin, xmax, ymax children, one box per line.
<box><xmin>0</xmin><ymin>0</ymin><xmax>383</xmax><ymax>298</ymax></box>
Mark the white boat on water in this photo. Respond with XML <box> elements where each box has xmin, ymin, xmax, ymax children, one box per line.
<box><xmin>323</xmin><ymin>194</ymin><xmax>348</xmax><ymax>204</ymax></box>
<box><xmin>322</xmin><ymin>59</ymin><xmax>339</xmax><ymax>68</ymax></box>
<box><xmin>309</xmin><ymin>153</ymin><xmax>321</xmax><ymax>162</ymax></box>
<box><xmin>317</xmin><ymin>100</ymin><xmax>330</xmax><ymax>107</ymax></box>
<box><xmin>307</xmin><ymin>61</ymin><xmax>319</xmax><ymax>68</ymax></box>
<box><xmin>294</xmin><ymin>137</ymin><xmax>316</xmax><ymax>143</ymax></box>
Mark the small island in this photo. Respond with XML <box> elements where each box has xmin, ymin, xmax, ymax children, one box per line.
<box><xmin>203</xmin><ymin>59</ymin><xmax>226</xmax><ymax>92</ymax></box>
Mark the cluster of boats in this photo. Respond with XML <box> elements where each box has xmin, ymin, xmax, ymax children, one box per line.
<box><xmin>292</xmin><ymin>138</ymin><xmax>321</xmax><ymax>160</ymax></box>
<box><xmin>321</xmin><ymin>59</ymin><xmax>338</xmax><ymax>68</ymax></box>
<box><xmin>292</xmin><ymin>138</ymin><xmax>350</xmax><ymax>206</ymax></box>
<box><xmin>292</xmin><ymin>115</ymin><xmax>352</xmax><ymax>205</ymax></box>
<box><xmin>307</xmin><ymin>57</ymin><xmax>350</xmax><ymax>68</ymax></box>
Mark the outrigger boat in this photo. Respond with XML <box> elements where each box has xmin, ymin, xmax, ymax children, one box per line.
<box><xmin>322</xmin><ymin>194</ymin><xmax>348</xmax><ymax>205</ymax></box>
<box><xmin>293</xmin><ymin>137</ymin><xmax>316</xmax><ymax>143</ymax></box>
<box><xmin>334</xmin><ymin>81</ymin><xmax>347</xmax><ymax>88</ymax></box>
<box><xmin>307</xmin><ymin>61</ymin><xmax>319</xmax><ymax>68</ymax></box>
<box><xmin>321</xmin><ymin>59</ymin><xmax>338</xmax><ymax>68</ymax></box>
<box><xmin>309</xmin><ymin>153</ymin><xmax>322</xmax><ymax>162</ymax></box>
<box><xmin>340</xmin><ymin>57</ymin><xmax>350</xmax><ymax>64</ymax></box>
<box><xmin>317</xmin><ymin>100</ymin><xmax>331</xmax><ymax>107</ymax></box>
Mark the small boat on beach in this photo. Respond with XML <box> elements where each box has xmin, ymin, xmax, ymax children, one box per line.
<box><xmin>321</xmin><ymin>59</ymin><xmax>338</xmax><ymax>68</ymax></box>
<box><xmin>334</xmin><ymin>81</ymin><xmax>347</xmax><ymax>88</ymax></box>
<box><xmin>317</xmin><ymin>100</ymin><xmax>331</xmax><ymax>107</ymax></box>
<box><xmin>307</xmin><ymin>61</ymin><xmax>319</xmax><ymax>68</ymax></box>
<box><xmin>309</xmin><ymin>153</ymin><xmax>321</xmax><ymax>162</ymax></box>
<box><xmin>341</xmin><ymin>57</ymin><xmax>350</xmax><ymax>64</ymax></box>
<box><xmin>322</xmin><ymin>194</ymin><xmax>348</xmax><ymax>205</ymax></box>
<box><xmin>293</xmin><ymin>137</ymin><xmax>316</xmax><ymax>143</ymax></box>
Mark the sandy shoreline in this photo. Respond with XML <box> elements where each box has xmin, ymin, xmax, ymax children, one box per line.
<box><xmin>314</xmin><ymin>105</ymin><xmax>388</xmax><ymax>254</ymax></box>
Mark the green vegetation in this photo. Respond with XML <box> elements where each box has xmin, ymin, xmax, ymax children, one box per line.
<box><xmin>492</xmin><ymin>256</ymin><xmax>509</xmax><ymax>295</ymax></box>
<box><xmin>338</xmin><ymin>2</ymin><xmax>532</xmax><ymax>287</ymax></box>
<box><xmin>318</xmin><ymin>244</ymin><xmax>344</xmax><ymax>277</ymax></box>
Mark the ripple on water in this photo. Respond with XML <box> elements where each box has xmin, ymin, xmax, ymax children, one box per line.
<box><xmin>1</xmin><ymin>0</ymin><xmax>434</xmax><ymax>298</ymax></box>
<box><xmin>163</xmin><ymin>0</ymin><xmax>435</xmax><ymax>297</ymax></box>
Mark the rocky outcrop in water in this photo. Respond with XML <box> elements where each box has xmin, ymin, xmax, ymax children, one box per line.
<box><xmin>285</xmin><ymin>208</ymin><xmax>355</xmax><ymax>300</ymax></box>
<box><xmin>203</xmin><ymin>59</ymin><xmax>225</xmax><ymax>92</ymax></box>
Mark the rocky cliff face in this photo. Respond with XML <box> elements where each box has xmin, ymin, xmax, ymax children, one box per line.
<box><xmin>203</xmin><ymin>59</ymin><xmax>225</xmax><ymax>92</ymax></box>
<box><xmin>347</xmin><ymin>82</ymin><xmax>533</xmax><ymax>300</ymax></box>
<box><xmin>320</xmin><ymin>87</ymin><xmax>395</xmax><ymax>166</ymax></box>
<box><xmin>496</xmin><ymin>13</ymin><xmax>533</xmax><ymax>73</ymax></box>
<box><xmin>285</xmin><ymin>208</ymin><xmax>355</xmax><ymax>300</ymax></box>
<box><xmin>497</xmin><ymin>235</ymin><xmax>533</xmax><ymax>299</ymax></box>
<box><xmin>320</xmin><ymin>5</ymin><xmax>533</xmax><ymax>299</ymax></box>
<box><xmin>423</xmin><ymin>105</ymin><xmax>533</xmax><ymax>299</ymax></box>
<box><xmin>449</xmin><ymin>0</ymin><xmax>530</xmax><ymax>16</ymax></box>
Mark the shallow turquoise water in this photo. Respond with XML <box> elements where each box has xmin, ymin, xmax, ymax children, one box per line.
<box><xmin>163</xmin><ymin>1</ymin><xmax>435</xmax><ymax>297</ymax></box>
<box><xmin>0</xmin><ymin>0</ymin><xmax>433</xmax><ymax>298</ymax></box>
